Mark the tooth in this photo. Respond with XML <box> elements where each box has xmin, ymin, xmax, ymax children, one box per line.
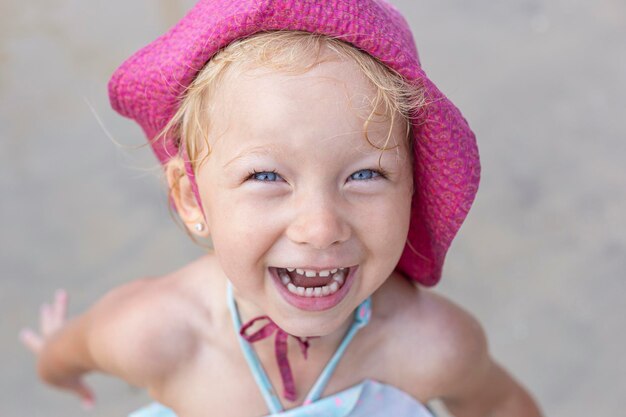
<box><xmin>330</xmin><ymin>268</ymin><xmax>338</xmax><ymax>274</ymax></box>
<box><xmin>287</xmin><ymin>267</ymin><xmax>295</xmax><ymax>272</ymax></box>
<box><xmin>333</xmin><ymin>274</ymin><xmax>344</xmax><ymax>285</ymax></box>
<box><xmin>287</xmin><ymin>283</ymin><xmax>297</xmax><ymax>294</ymax></box>
<box><xmin>305</xmin><ymin>270</ymin><xmax>316</xmax><ymax>277</ymax></box>
<box><xmin>305</xmin><ymin>287</ymin><xmax>314</xmax><ymax>297</ymax></box>
<box><xmin>313</xmin><ymin>287</ymin><xmax>322</xmax><ymax>297</ymax></box>
<box><xmin>296</xmin><ymin>286</ymin><xmax>305</xmax><ymax>296</ymax></box>
<box><xmin>322</xmin><ymin>285</ymin><xmax>331</xmax><ymax>296</ymax></box>
<box><xmin>278</xmin><ymin>269</ymin><xmax>291</xmax><ymax>284</ymax></box>
<box><xmin>296</xmin><ymin>268</ymin><xmax>305</xmax><ymax>275</ymax></box>
<box><xmin>329</xmin><ymin>282</ymin><xmax>339</xmax><ymax>293</ymax></box>
<box><xmin>319</xmin><ymin>270</ymin><xmax>330</xmax><ymax>277</ymax></box>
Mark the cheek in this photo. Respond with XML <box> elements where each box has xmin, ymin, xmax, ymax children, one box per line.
<box><xmin>359</xmin><ymin>190</ymin><xmax>412</xmax><ymax>258</ymax></box>
<box><xmin>207</xmin><ymin>194</ymin><xmax>282</xmax><ymax>265</ymax></box>
<box><xmin>215</xmin><ymin>196</ymin><xmax>280</xmax><ymax>241</ymax></box>
<box><xmin>377</xmin><ymin>209</ymin><xmax>411</xmax><ymax>253</ymax></box>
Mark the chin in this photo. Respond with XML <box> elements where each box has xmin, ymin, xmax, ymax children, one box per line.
<box><xmin>272</xmin><ymin>307</ymin><xmax>352</xmax><ymax>338</ymax></box>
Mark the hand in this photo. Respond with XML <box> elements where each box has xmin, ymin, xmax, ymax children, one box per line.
<box><xmin>19</xmin><ymin>289</ymin><xmax>96</xmax><ymax>410</ymax></box>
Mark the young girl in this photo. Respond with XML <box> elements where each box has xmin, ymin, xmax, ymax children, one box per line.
<box><xmin>20</xmin><ymin>1</ymin><xmax>543</xmax><ymax>416</ymax></box>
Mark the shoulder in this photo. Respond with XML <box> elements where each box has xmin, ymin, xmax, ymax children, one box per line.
<box><xmin>86</xmin><ymin>256</ymin><xmax>215</xmax><ymax>389</ymax></box>
<box><xmin>375</xmin><ymin>276</ymin><xmax>543</xmax><ymax>414</ymax></box>
<box><xmin>373</xmin><ymin>274</ymin><xmax>489</xmax><ymax>400</ymax></box>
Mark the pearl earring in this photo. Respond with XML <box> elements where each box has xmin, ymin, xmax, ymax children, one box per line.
<box><xmin>194</xmin><ymin>223</ymin><xmax>205</xmax><ymax>232</ymax></box>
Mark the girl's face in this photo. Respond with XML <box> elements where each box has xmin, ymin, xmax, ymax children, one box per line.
<box><xmin>195</xmin><ymin>57</ymin><xmax>413</xmax><ymax>337</ymax></box>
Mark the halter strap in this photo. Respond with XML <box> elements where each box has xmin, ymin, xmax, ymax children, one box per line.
<box><xmin>238</xmin><ymin>315</ymin><xmax>312</xmax><ymax>402</ymax></box>
<box><xmin>227</xmin><ymin>282</ymin><xmax>372</xmax><ymax>413</ymax></box>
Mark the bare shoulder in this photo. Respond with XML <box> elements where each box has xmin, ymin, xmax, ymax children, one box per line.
<box><xmin>373</xmin><ymin>274</ymin><xmax>489</xmax><ymax>400</ymax></box>
<box><xmin>375</xmin><ymin>275</ymin><xmax>543</xmax><ymax>415</ymax></box>
<box><xmin>86</xmin><ymin>256</ymin><xmax>216</xmax><ymax>389</ymax></box>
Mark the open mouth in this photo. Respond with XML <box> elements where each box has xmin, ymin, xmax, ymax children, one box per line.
<box><xmin>270</xmin><ymin>267</ymin><xmax>349</xmax><ymax>298</ymax></box>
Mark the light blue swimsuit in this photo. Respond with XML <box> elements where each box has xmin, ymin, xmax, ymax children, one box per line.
<box><xmin>129</xmin><ymin>284</ymin><xmax>435</xmax><ymax>417</ymax></box>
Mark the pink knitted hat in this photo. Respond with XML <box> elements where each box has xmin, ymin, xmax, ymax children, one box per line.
<box><xmin>109</xmin><ymin>0</ymin><xmax>480</xmax><ymax>287</ymax></box>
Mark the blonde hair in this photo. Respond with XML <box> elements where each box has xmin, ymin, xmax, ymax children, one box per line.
<box><xmin>158</xmin><ymin>31</ymin><xmax>425</xmax><ymax>171</ymax></box>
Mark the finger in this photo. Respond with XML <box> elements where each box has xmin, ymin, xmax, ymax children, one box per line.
<box><xmin>82</xmin><ymin>397</ymin><xmax>95</xmax><ymax>411</ymax></box>
<box><xmin>19</xmin><ymin>328</ymin><xmax>43</xmax><ymax>353</ymax></box>
<box><xmin>59</xmin><ymin>377</ymin><xmax>96</xmax><ymax>404</ymax></box>
<box><xmin>72</xmin><ymin>381</ymin><xmax>96</xmax><ymax>410</ymax></box>
<box><xmin>52</xmin><ymin>289</ymin><xmax>68</xmax><ymax>327</ymax></box>
<box><xmin>40</xmin><ymin>303</ymin><xmax>53</xmax><ymax>335</ymax></box>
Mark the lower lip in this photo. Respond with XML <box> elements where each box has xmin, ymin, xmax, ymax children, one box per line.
<box><xmin>270</xmin><ymin>266</ymin><xmax>358</xmax><ymax>312</ymax></box>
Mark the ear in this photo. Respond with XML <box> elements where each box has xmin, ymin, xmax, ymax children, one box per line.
<box><xmin>165</xmin><ymin>157</ymin><xmax>209</xmax><ymax>237</ymax></box>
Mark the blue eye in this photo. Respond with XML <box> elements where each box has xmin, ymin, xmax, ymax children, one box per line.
<box><xmin>249</xmin><ymin>170</ymin><xmax>281</xmax><ymax>182</ymax></box>
<box><xmin>350</xmin><ymin>169</ymin><xmax>381</xmax><ymax>181</ymax></box>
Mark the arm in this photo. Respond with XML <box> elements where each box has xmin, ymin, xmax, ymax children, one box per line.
<box><xmin>404</xmin><ymin>289</ymin><xmax>543</xmax><ymax>417</ymax></box>
<box><xmin>442</xmin><ymin>356</ymin><xmax>543</xmax><ymax>417</ymax></box>
<box><xmin>430</xmin><ymin>299</ymin><xmax>543</xmax><ymax>417</ymax></box>
<box><xmin>37</xmin><ymin>315</ymin><xmax>97</xmax><ymax>383</ymax></box>
<box><xmin>20</xmin><ymin>290</ymin><xmax>98</xmax><ymax>407</ymax></box>
<box><xmin>21</xmin><ymin>280</ymin><xmax>196</xmax><ymax>406</ymax></box>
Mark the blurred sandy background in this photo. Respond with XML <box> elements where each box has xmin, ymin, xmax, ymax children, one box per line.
<box><xmin>1</xmin><ymin>0</ymin><xmax>624</xmax><ymax>416</ymax></box>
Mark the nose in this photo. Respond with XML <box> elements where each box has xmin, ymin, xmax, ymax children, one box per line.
<box><xmin>286</xmin><ymin>193</ymin><xmax>351</xmax><ymax>250</ymax></box>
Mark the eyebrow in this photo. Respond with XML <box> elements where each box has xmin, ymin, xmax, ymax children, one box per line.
<box><xmin>222</xmin><ymin>144</ymin><xmax>286</xmax><ymax>169</ymax></box>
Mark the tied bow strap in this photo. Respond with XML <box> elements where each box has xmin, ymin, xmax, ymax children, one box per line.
<box><xmin>239</xmin><ymin>315</ymin><xmax>311</xmax><ymax>402</ymax></box>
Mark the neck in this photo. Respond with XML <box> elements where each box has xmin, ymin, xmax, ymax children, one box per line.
<box><xmin>229</xmin><ymin>282</ymin><xmax>355</xmax><ymax>362</ymax></box>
